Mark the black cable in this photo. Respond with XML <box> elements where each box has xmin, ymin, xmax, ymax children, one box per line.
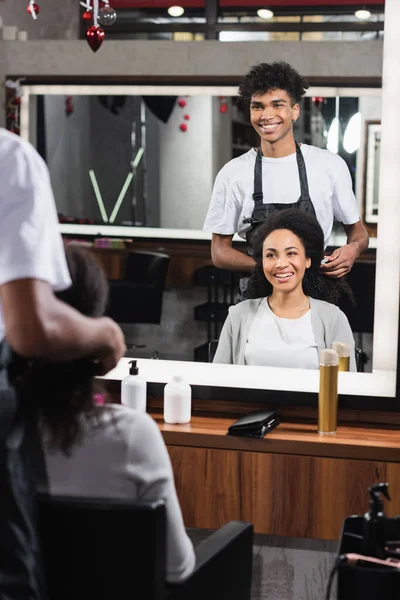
<box><xmin>325</xmin><ymin>555</ymin><xmax>348</xmax><ymax>600</ymax></box>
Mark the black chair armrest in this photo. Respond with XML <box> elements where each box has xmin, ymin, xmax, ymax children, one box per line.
<box><xmin>168</xmin><ymin>521</ymin><xmax>253</xmax><ymax>600</ymax></box>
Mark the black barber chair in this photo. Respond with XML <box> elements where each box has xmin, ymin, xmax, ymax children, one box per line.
<box><xmin>339</xmin><ymin>260</ymin><xmax>375</xmax><ymax>372</ymax></box>
<box><xmin>107</xmin><ymin>251</ymin><xmax>170</xmax><ymax>347</ymax></box>
<box><xmin>37</xmin><ymin>494</ymin><xmax>253</xmax><ymax>600</ymax></box>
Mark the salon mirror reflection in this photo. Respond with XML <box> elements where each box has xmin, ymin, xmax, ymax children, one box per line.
<box><xmin>30</xmin><ymin>88</ymin><xmax>380</xmax><ymax>371</ymax></box>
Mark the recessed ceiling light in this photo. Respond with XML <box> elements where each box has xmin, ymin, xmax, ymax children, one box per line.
<box><xmin>168</xmin><ymin>5</ymin><xmax>185</xmax><ymax>18</ymax></box>
<box><xmin>355</xmin><ymin>9</ymin><xmax>372</xmax><ymax>20</ymax></box>
<box><xmin>257</xmin><ymin>8</ymin><xmax>274</xmax><ymax>20</ymax></box>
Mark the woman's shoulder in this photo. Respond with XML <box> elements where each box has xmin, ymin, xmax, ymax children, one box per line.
<box><xmin>310</xmin><ymin>298</ymin><xmax>341</xmax><ymax>315</ymax></box>
<box><xmin>228</xmin><ymin>297</ymin><xmax>264</xmax><ymax>316</ymax></box>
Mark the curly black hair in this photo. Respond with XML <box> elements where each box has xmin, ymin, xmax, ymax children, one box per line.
<box><xmin>239</xmin><ymin>61</ymin><xmax>309</xmax><ymax>105</ymax></box>
<box><xmin>18</xmin><ymin>244</ymin><xmax>109</xmax><ymax>455</ymax></box>
<box><xmin>245</xmin><ymin>209</ymin><xmax>354</xmax><ymax>306</ymax></box>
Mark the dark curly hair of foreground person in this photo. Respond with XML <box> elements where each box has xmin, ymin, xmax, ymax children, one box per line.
<box><xmin>239</xmin><ymin>61</ymin><xmax>309</xmax><ymax>105</ymax></box>
<box><xmin>17</xmin><ymin>244</ymin><xmax>110</xmax><ymax>455</ymax></box>
<box><xmin>245</xmin><ymin>209</ymin><xmax>354</xmax><ymax>306</ymax></box>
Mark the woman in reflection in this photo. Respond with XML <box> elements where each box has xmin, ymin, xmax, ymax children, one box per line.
<box><xmin>17</xmin><ymin>244</ymin><xmax>195</xmax><ymax>583</ymax></box>
<box><xmin>213</xmin><ymin>209</ymin><xmax>356</xmax><ymax>370</ymax></box>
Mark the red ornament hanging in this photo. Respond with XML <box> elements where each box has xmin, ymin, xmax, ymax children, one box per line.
<box><xmin>180</xmin><ymin>123</ymin><xmax>188</xmax><ymax>132</ymax></box>
<box><xmin>5</xmin><ymin>79</ymin><xmax>23</xmax><ymax>136</ymax></box>
<box><xmin>183</xmin><ymin>114</ymin><xmax>190</xmax><ymax>121</ymax></box>
<box><xmin>65</xmin><ymin>96</ymin><xmax>74</xmax><ymax>116</ymax></box>
<box><xmin>82</xmin><ymin>9</ymin><xmax>93</xmax><ymax>22</ymax></box>
<box><xmin>86</xmin><ymin>25</ymin><xmax>105</xmax><ymax>52</ymax></box>
<box><xmin>178</xmin><ymin>98</ymin><xmax>187</xmax><ymax>108</ymax></box>
<box><xmin>27</xmin><ymin>1</ymin><xmax>40</xmax><ymax>19</ymax></box>
<box><xmin>219</xmin><ymin>96</ymin><xmax>228</xmax><ymax>114</ymax></box>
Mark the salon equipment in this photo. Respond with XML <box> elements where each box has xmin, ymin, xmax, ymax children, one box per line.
<box><xmin>318</xmin><ymin>349</ymin><xmax>339</xmax><ymax>434</ymax></box>
<box><xmin>363</xmin><ymin>482</ymin><xmax>391</xmax><ymax>559</ymax></box>
<box><xmin>107</xmin><ymin>251</ymin><xmax>170</xmax><ymax>348</ymax></box>
<box><xmin>227</xmin><ymin>409</ymin><xmax>280</xmax><ymax>438</ymax></box>
<box><xmin>37</xmin><ymin>495</ymin><xmax>253</xmax><ymax>600</ymax></box>
<box><xmin>121</xmin><ymin>359</ymin><xmax>147</xmax><ymax>412</ymax></box>
<box><xmin>325</xmin><ymin>482</ymin><xmax>400</xmax><ymax>600</ymax></box>
<box><xmin>193</xmin><ymin>265</ymin><xmax>239</xmax><ymax>362</ymax></box>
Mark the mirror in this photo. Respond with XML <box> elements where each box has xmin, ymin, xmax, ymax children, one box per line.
<box><xmin>24</xmin><ymin>87</ymin><xmax>380</xmax><ymax>234</ymax></box>
<box><xmin>20</xmin><ymin>83</ymin><xmax>398</xmax><ymax>399</ymax></box>
<box><xmin>363</xmin><ymin>120</ymin><xmax>381</xmax><ymax>230</ymax></box>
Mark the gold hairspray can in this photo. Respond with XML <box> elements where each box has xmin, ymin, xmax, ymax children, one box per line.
<box><xmin>332</xmin><ymin>341</ymin><xmax>350</xmax><ymax>372</ymax></box>
<box><xmin>318</xmin><ymin>349</ymin><xmax>339</xmax><ymax>434</ymax></box>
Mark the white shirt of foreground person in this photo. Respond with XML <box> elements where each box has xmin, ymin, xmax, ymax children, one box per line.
<box><xmin>203</xmin><ymin>145</ymin><xmax>360</xmax><ymax>248</ymax></box>
<box><xmin>0</xmin><ymin>129</ymin><xmax>71</xmax><ymax>339</ymax></box>
<box><xmin>43</xmin><ymin>404</ymin><xmax>196</xmax><ymax>583</ymax></box>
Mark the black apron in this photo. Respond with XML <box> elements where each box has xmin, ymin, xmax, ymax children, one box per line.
<box><xmin>0</xmin><ymin>341</ymin><xmax>46</xmax><ymax>600</ymax></box>
<box><xmin>238</xmin><ymin>142</ymin><xmax>317</xmax><ymax>296</ymax></box>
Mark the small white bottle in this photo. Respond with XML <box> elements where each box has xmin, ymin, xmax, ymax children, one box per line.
<box><xmin>121</xmin><ymin>360</ymin><xmax>147</xmax><ymax>412</ymax></box>
<box><xmin>164</xmin><ymin>375</ymin><xmax>191</xmax><ymax>424</ymax></box>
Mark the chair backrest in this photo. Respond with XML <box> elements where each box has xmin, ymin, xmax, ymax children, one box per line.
<box><xmin>340</xmin><ymin>261</ymin><xmax>376</xmax><ymax>334</ymax></box>
<box><xmin>37</xmin><ymin>494</ymin><xmax>167</xmax><ymax>600</ymax></box>
<box><xmin>125</xmin><ymin>251</ymin><xmax>170</xmax><ymax>289</ymax></box>
<box><xmin>107</xmin><ymin>251</ymin><xmax>170</xmax><ymax>324</ymax></box>
<box><xmin>208</xmin><ymin>339</ymin><xmax>219</xmax><ymax>362</ymax></box>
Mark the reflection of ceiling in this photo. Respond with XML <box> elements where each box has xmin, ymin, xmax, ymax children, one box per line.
<box><xmin>111</xmin><ymin>1</ymin><xmax>384</xmax><ymax>7</ymax></box>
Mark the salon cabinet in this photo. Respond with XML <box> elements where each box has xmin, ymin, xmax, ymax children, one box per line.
<box><xmin>154</xmin><ymin>409</ymin><xmax>400</xmax><ymax>541</ymax></box>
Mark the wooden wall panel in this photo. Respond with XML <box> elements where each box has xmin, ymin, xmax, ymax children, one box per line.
<box><xmin>167</xmin><ymin>445</ymin><xmax>400</xmax><ymax>540</ymax></box>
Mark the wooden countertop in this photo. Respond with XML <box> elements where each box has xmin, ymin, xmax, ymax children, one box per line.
<box><xmin>152</xmin><ymin>413</ymin><xmax>400</xmax><ymax>463</ymax></box>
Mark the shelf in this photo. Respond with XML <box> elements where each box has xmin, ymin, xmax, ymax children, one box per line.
<box><xmin>194</xmin><ymin>302</ymin><xmax>230</xmax><ymax>323</ymax></box>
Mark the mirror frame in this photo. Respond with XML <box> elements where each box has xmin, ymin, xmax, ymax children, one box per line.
<box><xmin>19</xmin><ymin>82</ymin><xmax>400</xmax><ymax>412</ymax></box>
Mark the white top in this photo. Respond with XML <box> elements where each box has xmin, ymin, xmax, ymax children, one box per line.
<box><xmin>44</xmin><ymin>404</ymin><xmax>195</xmax><ymax>583</ymax></box>
<box><xmin>244</xmin><ymin>300</ymin><xmax>319</xmax><ymax>369</ymax></box>
<box><xmin>203</xmin><ymin>145</ymin><xmax>361</xmax><ymax>247</ymax></box>
<box><xmin>0</xmin><ymin>129</ymin><xmax>71</xmax><ymax>340</ymax></box>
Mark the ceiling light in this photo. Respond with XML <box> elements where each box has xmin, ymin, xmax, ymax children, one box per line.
<box><xmin>168</xmin><ymin>5</ymin><xmax>184</xmax><ymax>17</ymax></box>
<box><xmin>355</xmin><ymin>9</ymin><xmax>372</xmax><ymax>20</ymax></box>
<box><xmin>257</xmin><ymin>9</ymin><xmax>274</xmax><ymax>20</ymax></box>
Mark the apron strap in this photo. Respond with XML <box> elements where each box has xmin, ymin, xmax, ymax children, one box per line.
<box><xmin>295</xmin><ymin>141</ymin><xmax>311</xmax><ymax>199</ymax></box>
<box><xmin>252</xmin><ymin>146</ymin><xmax>264</xmax><ymax>209</ymax></box>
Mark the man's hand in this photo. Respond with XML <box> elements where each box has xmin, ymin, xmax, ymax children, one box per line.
<box><xmin>320</xmin><ymin>243</ymin><xmax>359</xmax><ymax>278</ymax></box>
<box><xmin>94</xmin><ymin>317</ymin><xmax>126</xmax><ymax>375</ymax></box>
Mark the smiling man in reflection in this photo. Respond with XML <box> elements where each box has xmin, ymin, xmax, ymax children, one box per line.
<box><xmin>213</xmin><ymin>209</ymin><xmax>356</xmax><ymax>371</ymax></box>
<box><xmin>203</xmin><ymin>61</ymin><xmax>369</xmax><ymax>288</ymax></box>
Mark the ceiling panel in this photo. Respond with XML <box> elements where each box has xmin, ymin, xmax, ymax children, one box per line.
<box><xmin>111</xmin><ymin>0</ymin><xmax>384</xmax><ymax>7</ymax></box>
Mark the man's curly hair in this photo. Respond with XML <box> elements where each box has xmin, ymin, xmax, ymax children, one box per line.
<box><xmin>245</xmin><ymin>209</ymin><xmax>354</xmax><ymax>306</ymax></box>
<box><xmin>239</xmin><ymin>61</ymin><xmax>309</xmax><ymax>106</ymax></box>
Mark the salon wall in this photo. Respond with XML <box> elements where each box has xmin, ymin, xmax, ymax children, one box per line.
<box><xmin>44</xmin><ymin>95</ymin><xmax>92</xmax><ymax>218</ymax></box>
<box><xmin>0</xmin><ymin>0</ymin><xmax>78</xmax><ymax>40</ymax></box>
<box><xmin>0</xmin><ymin>38</ymin><xmax>384</xmax><ymax>125</ymax></box>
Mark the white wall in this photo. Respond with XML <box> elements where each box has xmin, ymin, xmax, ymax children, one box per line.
<box><xmin>159</xmin><ymin>95</ymin><xmax>213</xmax><ymax>229</ymax></box>
<box><xmin>45</xmin><ymin>95</ymin><xmax>91</xmax><ymax>218</ymax></box>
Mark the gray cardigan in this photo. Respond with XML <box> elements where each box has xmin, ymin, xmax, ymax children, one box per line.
<box><xmin>213</xmin><ymin>297</ymin><xmax>356</xmax><ymax>371</ymax></box>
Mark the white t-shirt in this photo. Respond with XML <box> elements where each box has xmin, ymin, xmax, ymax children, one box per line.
<box><xmin>244</xmin><ymin>299</ymin><xmax>319</xmax><ymax>369</ymax></box>
<box><xmin>44</xmin><ymin>404</ymin><xmax>195</xmax><ymax>583</ymax></box>
<box><xmin>203</xmin><ymin>145</ymin><xmax>360</xmax><ymax>247</ymax></box>
<box><xmin>0</xmin><ymin>129</ymin><xmax>71</xmax><ymax>340</ymax></box>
